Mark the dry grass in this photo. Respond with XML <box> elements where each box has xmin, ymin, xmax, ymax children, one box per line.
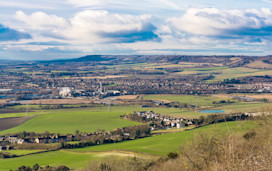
<box><xmin>28</xmin><ymin>99</ymin><xmax>92</xmax><ymax>105</ymax></box>
<box><xmin>116</xmin><ymin>95</ymin><xmax>139</xmax><ymax>100</ymax></box>
<box><xmin>212</xmin><ymin>93</ymin><xmax>272</xmax><ymax>101</ymax></box>
<box><xmin>246</xmin><ymin>60</ymin><xmax>272</xmax><ymax>69</ymax></box>
<box><xmin>82</xmin><ymin>156</ymin><xmax>156</xmax><ymax>171</ymax></box>
<box><xmin>0</xmin><ymin>100</ymin><xmax>8</xmax><ymax>104</ymax></box>
<box><xmin>149</xmin><ymin>113</ymin><xmax>272</xmax><ymax>171</ymax></box>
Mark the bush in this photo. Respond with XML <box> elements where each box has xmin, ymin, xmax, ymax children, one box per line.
<box><xmin>167</xmin><ymin>152</ymin><xmax>178</xmax><ymax>159</ymax></box>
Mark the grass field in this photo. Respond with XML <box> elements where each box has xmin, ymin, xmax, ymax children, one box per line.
<box><xmin>142</xmin><ymin>94</ymin><xmax>270</xmax><ymax>114</ymax></box>
<box><xmin>0</xmin><ymin>108</ymin><xmax>142</xmax><ymax>135</ymax></box>
<box><xmin>143</xmin><ymin>94</ymin><xmax>225</xmax><ymax>107</ymax></box>
<box><xmin>0</xmin><ymin>150</ymin><xmax>99</xmax><ymax>171</ymax></box>
<box><xmin>0</xmin><ymin>105</ymin><xmax>209</xmax><ymax>135</ymax></box>
<box><xmin>176</xmin><ymin>66</ymin><xmax>272</xmax><ymax>82</ymax></box>
<box><xmin>0</xmin><ymin>121</ymin><xmax>257</xmax><ymax>170</ymax></box>
<box><xmin>7</xmin><ymin>150</ymin><xmax>45</xmax><ymax>156</ymax></box>
<box><xmin>72</xmin><ymin>121</ymin><xmax>257</xmax><ymax>156</ymax></box>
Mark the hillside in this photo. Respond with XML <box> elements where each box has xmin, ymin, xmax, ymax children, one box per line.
<box><xmin>41</xmin><ymin>55</ymin><xmax>272</xmax><ymax>68</ymax></box>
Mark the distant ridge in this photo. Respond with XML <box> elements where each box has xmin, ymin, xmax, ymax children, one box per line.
<box><xmin>37</xmin><ymin>55</ymin><xmax>272</xmax><ymax>67</ymax></box>
<box><xmin>41</xmin><ymin>55</ymin><xmax>114</xmax><ymax>63</ymax></box>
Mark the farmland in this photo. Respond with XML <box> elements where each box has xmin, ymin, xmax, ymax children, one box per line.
<box><xmin>142</xmin><ymin>94</ymin><xmax>270</xmax><ymax>114</ymax></box>
<box><xmin>175</xmin><ymin>66</ymin><xmax>272</xmax><ymax>82</ymax></box>
<box><xmin>0</xmin><ymin>109</ymin><xmax>142</xmax><ymax>135</ymax></box>
<box><xmin>0</xmin><ymin>93</ymin><xmax>270</xmax><ymax>136</ymax></box>
<box><xmin>1</xmin><ymin>55</ymin><xmax>272</xmax><ymax>170</ymax></box>
<box><xmin>0</xmin><ymin>121</ymin><xmax>257</xmax><ymax>170</ymax></box>
<box><xmin>0</xmin><ymin>150</ymin><xmax>99</xmax><ymax>171</ymax></box>
<box><xmin>71</xmin><ymin>121</ymin><xmax>257</xmax><ymax>156</ymax></box>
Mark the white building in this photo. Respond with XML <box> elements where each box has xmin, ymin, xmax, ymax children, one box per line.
<box><xmin>59</xmin><ymin>87</ymin><xmax>72</xmax><ymax>97</ymax></box>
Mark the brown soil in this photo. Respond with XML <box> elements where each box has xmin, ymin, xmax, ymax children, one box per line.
<box><xmin>213</xmin><ymin>93</ymin><xmax>272</xmax><ymax>101</ymax></box>
<box><xmin>0</xmin><ymin>117</ymin><xmax>31</xmax><ymax>131</ymax></box>
<box><xmin>28</xmin><ymin>99</ymin><xmax>92</xmax><ymax>105</ymax></box>
<box><xmin>116</xmin><ymin>95</ymin><xmax>139</xmax><ymax>100</ymax></box>
<box><xmin>0</xmin><ymin>100</ymin><xmax>8</xmax><ymax>104</ymax></box>
<box><xmin>0</xmin><ymin>109</ymin><xmax>27</xmax><ymax>114</ymax></box>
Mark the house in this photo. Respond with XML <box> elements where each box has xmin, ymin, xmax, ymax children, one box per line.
<box><xmin>153</xmin><ymin>101</ymin><xmax>163</xmax><ymax>106</ymax></box>
<box><xmin>35</xmin><ymin>138</ymin><xmax>40</xmax><ymax>144</ymax></box>
<box><xmin>6</xmin><ymin>137</ymin><xmax>24</xmax><ymax>144</ymax></box>
<box><xmin>176</xmin><ymin>123</ymin><xmax>181</xmax><ymax>129</ymax></box>
<box><xmin>17</xmin><ymin>139</ymin><xmax>25</xmax><ymax>144</ymax></box>
<box><xmin>59</xmin><ymin>87</ymin><xmax>72</xmax><ymax>97</ymax></box>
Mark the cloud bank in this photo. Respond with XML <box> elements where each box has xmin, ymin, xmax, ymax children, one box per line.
<box><xmin>167</xmin><ymin>8</ymin><xmax>272</xmax><ymax>41</ymax></box>
<box><xmin>0</xmin><ymin>24</ymin><xmax>31</xmax><ymax>41</ymax></box>
<box><xmin>3</xmin><ymin>5</ymin><xmax>272</xmax><ymax>59</ymax></box>
<box><xmin>15</xmin><ymin>10</ymin><xmax>159</xmax><ymax>43</ymax></box>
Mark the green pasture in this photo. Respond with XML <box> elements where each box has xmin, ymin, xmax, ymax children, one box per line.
<box><xmin>0</xmin><ymin>121</ymin><xmax>257</xmax><ymax>170</ymax></box>
<box><xmin>0</xmin><ymin>108</ymin><xmax>142</xmax><ymax>135</ymax></box>
<box><xmin>176</xmin><ymin>67</ymin><xmax>272</xmax><ymax>82</ymax></box>
<box><xmin>6</xmin><ymin>150</ymin><xmax>45</xmax><ymax>156</ymax></box>
<box><xmin>0</xmin><ymin>106</ymin><xmax>204</xmax><ymax>135</ymax></box>
<box><xmin>214</xmin><ymin>102</ymin><xmax>269</xmax><ymax>113</ymax></box>
<box><xmin>143</xmin><ymin>94</ymin><xmax>226</xmax><ymax>107</ymax></box>
<box><xmin>0</xmin><ymin>150</ymin><xmax>99</xmax><ymax>171</ymax></box>
<box><xmin>72</xmin><ymin>121</ymin><xmax>257</xmax><ymax>156</ymax></box>
<box><xmin>0</xmin><ymin>105</ymin><xmax>215</xmax><ymax>120</ymax></box>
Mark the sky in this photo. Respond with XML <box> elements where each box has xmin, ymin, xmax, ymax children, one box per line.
<box><xmin>1</xmin><ymin>0</ymin><xmax>272</xmax><ymax>60</ymax></box>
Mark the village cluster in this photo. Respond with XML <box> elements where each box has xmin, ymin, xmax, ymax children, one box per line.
<box><xmin>0</xmin><ymin>125</ymin><xmax>151</xmax><ymax>151</ymax></box>
<box><xmin>122</xmin><ymin>111</ymin><xmax>194</xmax><ymax>130</ymax></box>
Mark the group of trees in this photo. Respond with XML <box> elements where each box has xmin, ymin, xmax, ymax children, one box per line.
<box><xmin>62</xmin><ymin>125</ymin><xmax>151</xmax><ymax>149</ymax></box>
<box><xmin>13</xmin><ymin>164</ymin><xmax>69</xmax><ymax>171</ymax></box>
<box><xmin>193</xmin><ymin>114</ymin><xmax>250</xmax><ymax>127</ymax></box>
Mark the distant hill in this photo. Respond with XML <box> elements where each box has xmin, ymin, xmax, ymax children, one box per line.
<box><xmin>39</xmin><ymin>55</ymin><xmax>272</xmax><ymax>67</ymax></box>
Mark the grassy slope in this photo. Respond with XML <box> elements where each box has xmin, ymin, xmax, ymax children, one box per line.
<box><xmin>0</xmin><ymin>109</ymin><xmax>142</xmax><ymax>135</ymax></box>
<box><xmin>143</xmin><ymin>94</ymin><xmax>225</xmax><ymax>107</ymax></box>
<box><xmin>143</xmin><ymin>95</ymin><xmax>268</xmax><ymax>114</ymax></box>
<box><xmin>0</xmin><ymin>150</ymin><xmax>98</xmax><ymax>171</ymax></box>
<box><xmin>0</xmin><ymin>106</ymin><xmax>213</xmax><ymax>135</ymax></box>
<box><xmin>72</xmin><ymin>121</ymin><xmax>257</xmax><ymax>156</ymax></box>
<box><xmin>7</xmin><ymin>150</ymin><xmax>45</xmax><ymax>156</ymax></box>
<box><xmin>0</xmin><ymin>121</ymin><xmax>257</xmax><ymax>171</ymax></box>
<box><xmin>176</xmin><ymin>66</ymin><xmax>272</xmax><ymax>82</ymax></box>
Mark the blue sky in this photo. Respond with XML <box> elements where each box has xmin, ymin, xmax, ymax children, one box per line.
<box><xmin>1</xmin><ymin>0</ymin><xmax>272</xmax><ymax>60</ymax></box>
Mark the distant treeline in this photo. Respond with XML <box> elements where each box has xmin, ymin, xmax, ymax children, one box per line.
<box><xmin>193</xmin><ymin>114</ymin><xmax>251</xmax><ymax>127</ymax></box>
<box><xmin>62</xmin><ymin>125</ymin><xmax>150</xmax><ymax>149</ymax></box>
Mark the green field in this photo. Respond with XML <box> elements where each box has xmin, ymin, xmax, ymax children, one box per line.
<box><xmin>143</xmin><ymin>94</ymin><xmax>269</xmax><ymax>114</ymax></box>
<box><xmin>143</xmin><ymin>94</ymin><xmax>225</xmax><ymax>107</ymax></box>
<box><xmin>0</xmin><ymin>108</ymin><xmax>142</xmax><ymax>135</ymax></box>
<box><xmin>0</xmin><ymin>150</ymin><xmax>99</xmax><ymax>171</ymax></box>
<box><xmin>0</xmin><ymin>121</ymin><xmax>257</xmax><ymax>170</ymax></box>
<box><xmin>72</xmin><ymin>121</ymin><xmax>257</xmax><ymax>156</ymax></box>
<box><xmin>6</xmin><ymin>150</ymin><xmax>45</xmax><ymax>156</ymax></box>
<box><xmin>175</xmin><ymin>66</ymin><xmax>272</xmax><ymax>82</ymax></box>
<box><xmin>0</xmin><ymin>106</ymin><xmax>204</xmax><ymax>135</ymax></box>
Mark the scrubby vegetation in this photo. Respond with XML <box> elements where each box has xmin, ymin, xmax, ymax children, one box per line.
<box><xmin>12</xmin><ymin>164</ymin><xmax>69</xmax><ymax>171</ymax></box>
<box><xmin>80</xmin><ymin>115</ymin><xmax>272</xmax><ymax>171</ymax></box>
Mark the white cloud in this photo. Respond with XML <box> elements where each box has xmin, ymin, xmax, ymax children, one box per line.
<box><xmin>147</xmin><ymin>0</ymin><xmax>181</xmax><ymax>10</ymax></box>
<box><xmin>66</xmin><ymin>0</ymin><xmax>107</xmax><ymax>7</ymax></box>
<box><xmin>15</xmin><ymin>11</ymin><xmax>69</xmax><ymax>31</ymax></box>
<box><xmin>167</xmin><ymin>8</ymin><xmax>272</xmax><ymax>36</ymax></box>
<box><xmin>14</xmin><ymin>10</ymin><xmax>157</xmax><ymax>43</ymax></box>
<box><xmin>0</xmin><ymin>1</ymin><xmax>58</xmax><ymax>9</ymax></box>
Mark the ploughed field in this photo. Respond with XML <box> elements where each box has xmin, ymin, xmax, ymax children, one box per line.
<box><xmin>0</xmin><ymin>117</ymin><xmax>31</xmax><ymax>131</ymax></box>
